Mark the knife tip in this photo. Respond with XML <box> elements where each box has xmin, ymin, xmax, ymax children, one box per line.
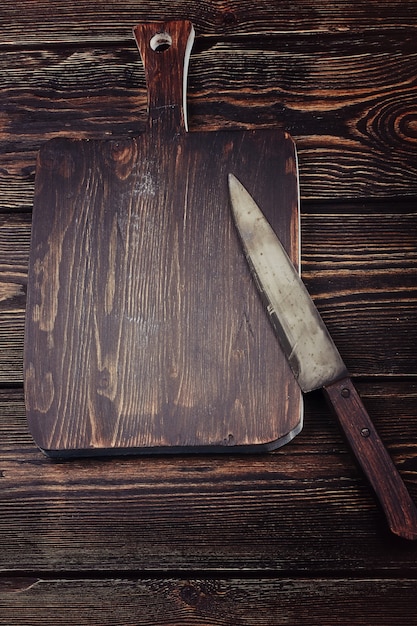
<box><xmin>228</xmin><ymin>173</ymin><xmax>244</xmax><ymax>201</ymax></box>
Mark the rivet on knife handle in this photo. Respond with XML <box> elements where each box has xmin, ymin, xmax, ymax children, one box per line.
<box><xmin>228</xmin><ymin>173</ymin><xmax>417</xmax><ymax>540</ymax></box>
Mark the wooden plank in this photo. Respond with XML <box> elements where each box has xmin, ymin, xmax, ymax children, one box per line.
<box><xmin>0</xmin><ymin>315</ymin><xmax>24</xmax><ymax>384</ymax></box>
<box><xmin>0</xmin><ymin>3</ymin><xmax>415</xmax><ymax>622</ymax></box>
<box><xmin>0</xmin><ymin>385</ymin><xmax>416</xmax><ymax>572</ymax></box>
<box><xmin>1</xmin><ymin>576</ymin><xmax>417</xmax><ymax>625</ymax></box>
<box><xmin>1</xmin><ymin>207</ymin><xmax>415</xmax><ymax>383</ymax></box>
<box><xmin>301</xmin><ymin>211</ymin><xmax>417</xmax><ymax>375</ymax></box>
<box><xmin>1</xmin><ymin>32</ymin><xmax>417</xmax><ymax>203</ymax></box>
<box><xmin>2</xmin><ymin>0</ymin><xmax>417</xmax><ymax>45</ymax></box>
<box><xmin>0</xmin><ymin>35</ymin><xmax>417</xmax><ymax>200</ymax></box>
<box><xmin>0</xmin><ymin>214</ymin><xmax>30</xmax><ymax>286</ymax></box>
<box><xmin>0</xmin><ymin>214</ymin><xmax>28</xmax><ymax>384</ymax></box>
<box><xmin>2</xmin><ymin>383</ymin><xmax>417</xmax><ymax>455</ymax></box>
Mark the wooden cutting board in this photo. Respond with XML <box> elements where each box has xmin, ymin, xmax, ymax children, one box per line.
<box><xmin>24</xmin><ymin>21</ymin><xmax>303</xmax><ymax>457</ymax></box>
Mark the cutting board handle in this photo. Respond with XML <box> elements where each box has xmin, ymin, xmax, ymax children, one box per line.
<box><xmin>133</xmin><ymin>21</ymin><xmax>195</xmax><ymax>134</ymax></box>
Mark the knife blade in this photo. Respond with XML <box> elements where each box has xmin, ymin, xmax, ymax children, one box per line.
<box><xmin>228</xmin><ymin>173</ymin><xmax>417</xmax><ymax>540</ymax></box>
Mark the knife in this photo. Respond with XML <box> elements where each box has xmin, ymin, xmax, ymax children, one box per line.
<box><xmin>228</xmin><ymin>173</ymin><xmax>417</xmax><ymax>540</ymax></box>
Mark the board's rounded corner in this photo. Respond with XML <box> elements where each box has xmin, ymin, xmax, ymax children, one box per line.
<box><xmin>263</xmin><ymin>415</ymin><xmax>304</xmax><ymax>453</ymax></box>
<box><xmin>261</xmin><ymin>389</ymin><xmax>304</xmax><ymax>452</ymax></box>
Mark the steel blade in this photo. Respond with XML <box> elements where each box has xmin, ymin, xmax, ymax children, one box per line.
<box><xmin>228</xmin><ymin>173</ymin><xmax>348</xmax><ymax>393</ymax></box>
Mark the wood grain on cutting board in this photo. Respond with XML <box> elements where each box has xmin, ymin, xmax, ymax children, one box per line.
<box><xmin>24</xmin><ymin>21</ymin><xmax>302</xmax><ymax>456</ymax></box>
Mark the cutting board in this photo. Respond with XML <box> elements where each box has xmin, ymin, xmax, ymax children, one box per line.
<box><xmin>24</xmin><ymin>21</ymin><xmax>303</xmax><ymax>457</ymax></box>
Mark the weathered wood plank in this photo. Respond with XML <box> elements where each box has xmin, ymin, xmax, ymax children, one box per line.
<box><xmin>1</xmin><ymin>32</ymin><xmax>417</xmax><ymax>203</ymax></box>
<box><xmin>0</xmin><ymin>214</ymin><xmax>28</xmax><ymax>383</ymax></box>
<box><xmin>2</xmin><ymin>383</ymin><xmax>417</xmax><ymax>454</ymax></box>
<box><xmin>0</xmin><ymin>576</ymin><xmax>416</xmax><ymax>626</ymax></box>
<box><xmin>0</xmin><ymin>315</ymin><xmax>24</xmax><ymax>384</ymax></box>
<box><xmin>0</xmin><ymin>2</ymin><xmax>415</xmax><ymax>621</ymax></box>
<box><xmin>0</xmin><ymin>214</ymin><xmax>29</xmax><ymax>286</ymax></box>
<box><xmin>0</xmin><ymin>385</ymin><xmax>416</xmax><ymax>572</ymax></box>
<box><xmin>1</xmin><ymin>208</ymin><xmax>415</xmax><ymax>383</ymax></box>
<box><xmin>2</xmin><ymin>0</ymin><xmax>417</xmax><ymax>45</ymax></box>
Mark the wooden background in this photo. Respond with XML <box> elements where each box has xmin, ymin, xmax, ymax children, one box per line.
<box><xmin>1</xmin><ymin>1</ymin><xmax>417</xmax><ymax>623</ymax></box>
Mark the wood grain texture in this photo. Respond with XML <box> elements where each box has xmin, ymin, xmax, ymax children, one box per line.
<box><xmin>1</xmin><ymin>577</ymin><xmax>417</xmax><ymax>626</ymax></box>
<box><xmin>2</xmin><ymin>208</ymin><xmax>414</xmax><ymax>383</ymax></box>
<box><xmin>1</xmin><ymin>29</ymin><xmax>417</xmax><ymax>203</ymax></box>
<box><xmin>24</xmin><ymin>22</ymin><xmax>301</xmax><ymax>455</ymax></box>
<box><xmin>1</xmin><ymin>386</ymin><xmax>416</xmax><ymax>572</ymax></box>
<box><xmin>2</xmin><ymin>0</ymin><xmax>417</xmax><ymax>44</ymax></box>
<box><xmin>1</xmin><ymin>3</ymin><xmax>417</xmax><ymax>622</ymax></box>
<box><xmin>24</xmin><ymin>130</ymin><xmax>301</xmax><ymax>455</ymax></box>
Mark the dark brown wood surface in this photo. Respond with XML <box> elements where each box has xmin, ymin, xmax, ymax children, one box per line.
<box><xmin>24</xmin><ymin>20</ymin><xmax>301</xmax><ymax>456</ymax></box>
<box><xmin>1</xmin><ymin>2</ymin><xmax>417</xmax><ymax>624</ymax></box>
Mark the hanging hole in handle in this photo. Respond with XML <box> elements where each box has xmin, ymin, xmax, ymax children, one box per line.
<box><xmin>150</xmin><ymin>32</ymin><xmax>172</xmax><ymax>52</ymax></box>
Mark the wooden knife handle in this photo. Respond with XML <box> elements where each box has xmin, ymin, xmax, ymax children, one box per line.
<box><xmin>133</xmin><ymin>21</ymin><xmax>195</xmax><ymax>133</ymax></box>
<box><xmin>323</xmin><ymin>376</ymin><xmax>417</xmax><ymax>540</ymax></box>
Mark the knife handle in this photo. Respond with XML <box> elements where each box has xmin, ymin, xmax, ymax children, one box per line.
<box><xmin>323</xmin><ymin>376</ymin><xmax>417</xmax><ymax>540</ymax></box>
<box><xmin>133</xmin><ymin>21</ymin><xmax>195</xmax><ymax>133</ymax></box>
